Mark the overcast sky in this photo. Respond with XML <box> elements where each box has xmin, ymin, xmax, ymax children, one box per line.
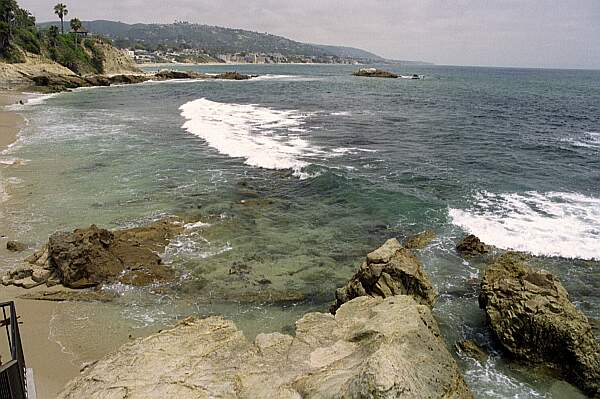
<box><xmin>20</xmin><ymin>0</ymin><xmax>600</xmax><ymax>69</ymax></box>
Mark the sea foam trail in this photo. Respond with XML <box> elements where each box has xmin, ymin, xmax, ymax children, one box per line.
<box><xmin>449</xmin><ymin>191</ymin><xmax>600</xmax><ymax>260</ymax></box>
<box><xmin>180</xmin><ymin>98</ymin><xmax>315</xmax><ymax>176</ymax></box>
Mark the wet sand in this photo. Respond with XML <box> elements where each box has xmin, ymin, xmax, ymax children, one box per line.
<box><xmin>0</xmin><ymin>286</ymin><xmax>81</xmax><ymax>399</ymax></box>
<box><xmin>0</xmin><ymin>91</ymin><xmax>26</xmax><ymax>151</ymax></box>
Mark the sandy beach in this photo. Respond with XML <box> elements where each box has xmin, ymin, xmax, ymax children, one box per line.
<box><xmin>0</xmin><ymin>91</ymin><xmax>26</xmax><ymax>151</ymax></box>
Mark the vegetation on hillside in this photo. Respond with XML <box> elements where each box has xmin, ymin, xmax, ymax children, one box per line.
<box><xmin>0</xmin><ymin>0</ymin><xmax>135</xmax><ymax>75</ymax></box>
<box><xmin>38</xmin><ymin>19</ymin><xmax>385</xmax><ymax>62</ymax></box>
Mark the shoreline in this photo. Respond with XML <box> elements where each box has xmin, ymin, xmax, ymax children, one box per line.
<box><xmin>0</xmin><ymin>90</ymin><xmax>26</xmax><ymax>152</ymax></box>
<box><xmin>136</xmin><ymin>61</ymin><xmax>361</xmax><ymax>68</ymax></box>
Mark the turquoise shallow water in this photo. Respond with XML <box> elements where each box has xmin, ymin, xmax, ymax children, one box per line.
<box><xmin>1</xmin><ymin>64</ymin><xmax>599</xmax><ymax>397</ymax></box>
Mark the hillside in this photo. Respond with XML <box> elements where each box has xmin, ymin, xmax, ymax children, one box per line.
<box><xmin>38</xmin><ymin>20</ymin><xmax>385</xmax><ymax>62</ymax></box>
<box><xmin>0</xmin><ymin>0</ymin><xmax>139</xmax><ymax>86</ymax></box>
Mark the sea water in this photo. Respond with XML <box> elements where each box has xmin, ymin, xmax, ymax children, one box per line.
<box><xmin>1</xmin><ymin>64</ymin><xmax>599</xmax><ymax>397</ymax></box>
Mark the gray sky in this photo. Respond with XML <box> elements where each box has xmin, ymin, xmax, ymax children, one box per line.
<box><xmin>21</xmin><ymin>0</ymin><xmax>600</xmax><ymax>69</ymax></box>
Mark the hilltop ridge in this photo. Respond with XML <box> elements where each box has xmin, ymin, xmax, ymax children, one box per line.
<box><xmin>38</xmin><ymin>20</ymin><xmax>387</xmax><ymax>63</ymax></box>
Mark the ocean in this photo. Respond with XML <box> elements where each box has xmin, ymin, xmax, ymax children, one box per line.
<box><xmin>2</xmin><ymin>64</ymin><xmax>599</xmax><ymax>397</ymax></box>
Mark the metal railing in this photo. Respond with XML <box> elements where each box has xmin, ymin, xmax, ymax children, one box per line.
<box><xmin>0</xmin><ymin>302</ymin><xmax>26</xmax><ymax>399</ymax></box>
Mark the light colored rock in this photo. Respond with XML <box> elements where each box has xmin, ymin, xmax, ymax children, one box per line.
<box><xmin>1</xmin><ymin>275</ymin><xmax>14</xmax><ymax>286</ymax></box>
<box><xmin>366</xmin><ymin>237</ymin><xmax>402</xmax><ymax>264</ymax></box>
<box><xmin>332</xmin><ymin>239</ymin><xmax>437</xmax><ymax>312</ymax></box>
<box><xmin>479</xmin><ymin>253</ymin><xmax>600</xmax><ymax>397</ymax></box>
<box><xmin>13</xmin><ymin>276</ymin><xmax>44</xmax><ymax>289</ymax></box>
<box><xmin>58</xmin><ymin>295</ymin><xmax>472</xmax><ymax>399</ymax></box>
<box><xmin>31</xmin><ymin>268</ymin><xmax>51</xmax><ymax>283</ymax></box>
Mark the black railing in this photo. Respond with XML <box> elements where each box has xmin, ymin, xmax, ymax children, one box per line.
<box><xmin>0</xmin><ymin>302</ymin><xmax>26</xmax><ymax>399</ymax></box>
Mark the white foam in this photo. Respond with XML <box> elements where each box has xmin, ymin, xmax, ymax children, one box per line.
<box><xmin>331</xmin><ymin>111</ymin><xmax>351</xmax><ymax>116</ymax></box>
<box><xmin>565</xmin><ymin>131</ymin><xmax>600</xmax><ymax>149</ymax></box>
<box><xmin>4</xmin><ymin>93</ymin><xmax>60</xmax><ymax>110</ymax></box>
<box><xmin>180</xmin><ymin>98</ymin><xmax>316</xmax><ymax>176</ymax></box>
<box><xmin>449</xmin><ymin>191</ymin><xmax>600</xmax><ymax>260</ymax></box>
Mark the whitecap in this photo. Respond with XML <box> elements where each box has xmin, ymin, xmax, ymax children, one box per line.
<box><xmin>561</xmin><ymin>131</ymin><xmax>600</xmax><ymax>150</ymax></box>
<box><xmin>449</xmin><ymin>191</ymin><xmax>600</xmax><ymax>260</ymax></box>
<box><xmin>180</xmin><ymin>98</ymin><xmax>316</xmax><ymax>177</ymax></box>
<box><xmin>4</xmin><ymin>93</ymin><xmax>60</xmax><ymax>110</ymax></box>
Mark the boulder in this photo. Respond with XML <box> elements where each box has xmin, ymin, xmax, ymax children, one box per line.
<box><xmin>331</xmin><ymin>238</ymin><xmax>437</xmax><ymax>313</ymax></box>
<box><xmin>479</xmin><ymin>253</ymin><xmax>600</xmax><ymax>397</ymax></box>
<box><xmin>6</xmin><ymin>240</ymin><xmax>27</xmax><ymax>252</ymax></box>
<box><xmin>58</xmin><ymin>295</ymin><xmax>473</xmax><ymax>399</ymax></box>
<box><xmin>47</xmin><ymin>220</ymin><xmax>183</xmax><ymax>288</ymax></box>
<box><xmin>456</xmin><ymin>234</ymin><xmax>489</xmax><ymax>257</ymax></box>
<box><xmin>31</xmin><ymin>268</ymin><xmax>51</xmax><ymax>283</ymax></box>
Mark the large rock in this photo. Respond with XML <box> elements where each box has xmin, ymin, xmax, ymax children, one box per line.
<box><xmin>456</xmin><ymin>234</ymin><xmax>489</xmax><ymax>257</ymax></box>
<box><xmin>58</xmin><ymin>295</ymin><xmax>472</xmax><ymax>399</ymax></box>
<box><xmin>479</xmin><ymin>253</ymin><xmax>600</xmax><ymax>397</ymax></box>
<box><xmin>352</xmin><ymin>68</ymin><xmax>398</xmax><ymax>78</ymax></box>
<box><xmin>331</xmin><ymin>238</ymin><xmax>437</xmax><ymax>313</ymax></box>
<box><xmin>47</xmin><ymin>220</ymin><xmax>183</xmax><ymax>288</ymax></box>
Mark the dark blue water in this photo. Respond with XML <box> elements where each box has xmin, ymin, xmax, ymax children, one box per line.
<box><xmin>2</xmin><ymin>64</ymin><xmax>599</xmax><ymax>398</ymax></box>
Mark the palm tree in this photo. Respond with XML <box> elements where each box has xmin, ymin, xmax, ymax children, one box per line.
<box><xmin>47</xmin><ymin>25</ymin><xmax>59</xmax><ymax>47</ymax></box>
<box><xmin>70</xmin><ymin>17</ymin><xmax>81</xmax><ymax>45</ymax></box>
<box><xmin>53</xmin><ymin>3</ymin><xmax>67</xmax><ymax>34</ymax></box>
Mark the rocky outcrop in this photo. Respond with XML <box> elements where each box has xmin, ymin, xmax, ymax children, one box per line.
<box><xmin>352</xmin><ymin>68</ymin><xmax>398</xmax><ymax>78</ymax></box>
<box><xmin>25</xmin><ymin>70</ymin><xmax>254</xmax><ymax>92</ymax></box>
<box><xmin>456</xmin><ymin>234</ymin><xmax>489</xmax><ymax>257</ymax></box>
<box><xmin>58</xmin><ymin>295</ymin><xmax>473</xmax><ymax>399</ymax></box>
<box><xmin>2</xmin><ymin>219</ymin><xmax>183</xmax><ymax>289</ymax></box>
<box><xmin>48</xmin><ymin>220</ymin><xmax>183</xmax><ymax>288</ymax></box>
<box><xmin>331</xmin><ymin>238</ymin><xmax>437</xmax><ymax>313</ymax></box>
<box><xmin>89</xmin><ymin>40</ymin><xmax>141</xmax><ymax>75</ymax></box>
<box><xmin>479</xmin><ymin>253</ymin><xmax>600</xmax><ymax>397</ymax></box>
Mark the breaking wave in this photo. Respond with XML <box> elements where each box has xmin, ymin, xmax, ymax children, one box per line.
<box><xmin>449</xmin><ymin>191</ymin><xmax>600</xmax><ymax>260</ymax></box>
<box><xmin>180</xmin><ymin>98</ymin><xmax>317</xmax><ymax>177</ymax></box>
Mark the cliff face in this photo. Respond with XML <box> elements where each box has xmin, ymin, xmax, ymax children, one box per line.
<box><xmin>86</xmin><ymin>40</ymin><xmax>140</xmax><ymax>75</ymax></box>
<box><xmin>0</xmin><ymin>52</ymin><xmax>75</xmax><ymax>89</ymax></box>
<box><xmin>0</xmin><ymin>39</ymin><xmax>141</xmax><ymax>89</ymax></box>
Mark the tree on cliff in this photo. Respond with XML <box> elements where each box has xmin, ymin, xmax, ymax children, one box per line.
<box><xmin>1</xmin><ymin>0</ymin><xmax>38</xmax><ymax>61</ymax></box>
<box><xmin>0</xmin><ymin>0</ymin><xmax>18</xmax><ymax>54</ymax></box>
<box><xmin>69</xmin><ymin>17</ymin><xmax>81</xmax><ymax>45</ymax></box>
<box><xmin>47</xmin><ymin>24</ymin><xmax>58</xmax><ymax>47</ymax></box>
<box><xmin>53</xmin><ymin>3</ymin><xmax>67</xmax><ymax>34</ymax></box>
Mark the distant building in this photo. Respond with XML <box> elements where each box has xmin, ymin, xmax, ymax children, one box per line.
<box><xmin>122</xmin><ymin>49</ymin><xmax>135</xmax><ymax>58</ymax></box>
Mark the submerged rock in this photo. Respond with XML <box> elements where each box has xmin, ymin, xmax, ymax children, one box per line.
<box><xmin>404</xmin><ymin>229</ymin><xmax>436</xmax><ymax>250</ymax></box>
<box><xmin>456</xmin><ymin>340</ymin><xmax>488</xmax><ymax>363</ymax></box>
<box><xmin>58</xmin><ymin>295</ymin><xmax>472</xmax><ymax>399</ymax></box>
<box><xmin>456</xmin><ymin>234</ymin><xmax>489</xmax><ymax>257</ymax></box>
<box><xmin>331</xmin><ymin>238</ymin><xmax>437</xmax><ymax>313</ymax></box>
<box><xmin>479</xmin><ymin>253</ymin><xmax>600</xmax><ymax>397</ymax></box>
<box><xmin>352</xmin><ymin>68</ymin><xmax>398</xmax><ymax>78</ymax></box>
<box><xmin>6</xmin><ymin>240</ymin><xmax>27</xmax><ymax>252</ymax></box>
